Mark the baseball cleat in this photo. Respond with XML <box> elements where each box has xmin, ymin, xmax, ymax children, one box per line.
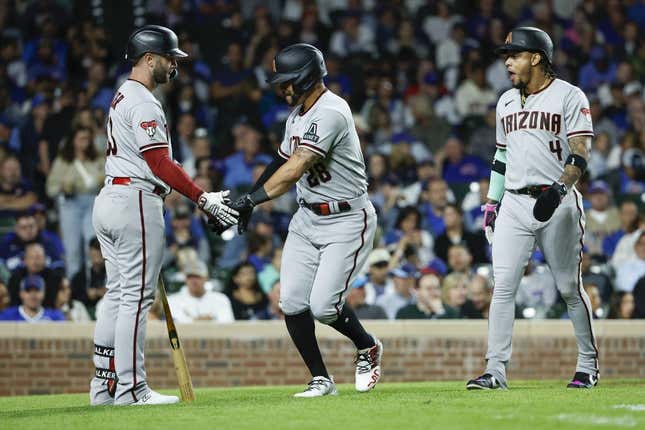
<box><xmin>567</xmin><ymin>372</ymin><xmax>598</xmax><ymax>389</ymax></box>
<box><xmin>466</xmin><ymin>373</ymin><xmax>507</xmax><ymax>390</ymax></box>
<box><xmin>132</xmin><ymin>390</ymin><xmax>180</xmax><ymax>405</ymax></box>
<box><xmin>355</xmin><ymin>337</ymin><xmax>383</xmax><ymax>392</ymax></box>
<box><xmin>293</xmin><ymin>376</ymin><xmax>338</xmax><ymax>398</ymax></box>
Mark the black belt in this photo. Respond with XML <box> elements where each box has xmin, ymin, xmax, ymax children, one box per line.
<box><xmin>301</xmin><ymin>200</ymin><xmax>351</xmax><ymax>216</ymax></box>
<box><xmin>508</xmin><ymin>185</ymin><xmax>550</xmax><ymax>199</ymax></box>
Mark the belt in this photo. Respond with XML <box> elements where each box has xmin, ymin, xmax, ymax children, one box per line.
<box><xmin>507</xmin><ymin>185</ymin><xmax>550</xmax><ymax>199</ymax></box>
<box><xmin>107</xmin><ymin>177</ymin><xmax>165</xmax><ymax>196</ymax></box>
<box><xmin>299</xmin><ymin>194</ymin><xmax>369</xmax><ymax>216</ymax></box>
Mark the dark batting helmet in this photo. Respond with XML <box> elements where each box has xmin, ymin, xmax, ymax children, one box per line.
<box><xmin>125</xmin><ymin>25</ymin><xmax>188</xmax><ymax>63</ymax></box>
<box><xmin>267</xmin><ymin>43</ymin><xmax>327</xmax><ymax>96</ymax></box>
<box><xmin>495</xmin><ymin>27</ymin><xmax>553</xmax><ymax>64</ymax></box>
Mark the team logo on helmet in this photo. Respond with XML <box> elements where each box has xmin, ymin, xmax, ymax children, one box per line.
<box><xmin>140</xmin><ymin>120</ymin><xmax>158</xmax><ymax>138</ymax></box>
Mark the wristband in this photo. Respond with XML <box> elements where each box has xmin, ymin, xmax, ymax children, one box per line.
<box><xmin>565</xmin><ymin>154</ymin><xmax>587</xmax><ymax>173</ymax></box>
<box><xmin>249</xmin><ymin>187</ymin><xmax>270</xmax><ymax>205</ymax></box>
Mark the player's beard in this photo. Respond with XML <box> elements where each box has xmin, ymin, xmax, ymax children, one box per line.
<box><xmin>152</xmin><ymin>63</ymin><xmax>170</xmax><ymax>84</ymax></box>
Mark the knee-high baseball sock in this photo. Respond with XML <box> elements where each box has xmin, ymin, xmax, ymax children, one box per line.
<box><xmin>285</xmin><ymin>310</ymin><xmax>329</xmax><ymax>379</ymax></box>
<box><xmin>329</xmin><ymin>305</ymin><xmax>375</xmax><ymax>350</ymax></box>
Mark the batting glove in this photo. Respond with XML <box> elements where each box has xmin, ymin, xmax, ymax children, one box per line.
<box><xmin>227</xmin><ymin>194</ymin><xmax>255</xmax><ymax>234</ymax></box>
<box><xmin>482</xmin><ymin>202</ymin><xmax>498</xmax><ymax>245</ymax></box>
<box><xmin>198</xmin><ymin>190</ymin><xmax>239</xmax><ymax>227</ymax></box>
<box><xmin>533</xmin><ymin>182</ymin><xmax>567</xmax><ymax>222</ymax></box>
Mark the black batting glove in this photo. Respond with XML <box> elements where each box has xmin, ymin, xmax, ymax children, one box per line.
<box><xmin>227</xmin><ymin>194</ymin><xmax>255</xmax><ymax>234</ymax></box>
<box><xmin>533</xmin><ymin>182</ymin><xmax>567</xmax><ymax>222</ymax></box>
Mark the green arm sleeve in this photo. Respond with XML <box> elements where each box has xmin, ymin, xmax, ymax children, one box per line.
<box><xmin>487</xmin><ymin>148</ymin><xmax>507</xmax><ymax>202</ymax></box>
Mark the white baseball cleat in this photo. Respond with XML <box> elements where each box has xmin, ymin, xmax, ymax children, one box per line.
<box><xmin>293</xmin><ymin>376</ymin><xmax>338</xmax><ymax>398</ymax></box>
<box><xmin>355</xmin><ymin>337</ymin><xmax>383</xmax><ymax>392</ymax></box>
<box><xmin>132</xmin><ymin>390</ymin><xmax>180</xmax><ymax>405</ymax></box>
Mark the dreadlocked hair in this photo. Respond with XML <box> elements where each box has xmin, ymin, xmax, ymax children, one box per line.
<box><xmin>539</xmin><ymin>56</ymin><xmax>556</xmax><ymax>79</ymax></box>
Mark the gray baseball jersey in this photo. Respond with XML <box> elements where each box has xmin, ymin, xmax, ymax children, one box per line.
<box><xmin>496</xmin><ymin>78</ymin><xmax>593</xmax><ymax>189</ymax></box>
<box><xmin>278</xmin><ymin>89</ymin><xmax>367</xmax><ymax>202</ymax></box>
<box><xmin>277</xmin><ymin>89</ymin><xmax>377</xmax><ymax>323</ymax></box>
<box><xmin>484</xmin><ymin>78</ymin><xmax>598</xmax><ymax>385</ymax></box>
<box><xmin>91</xmin><ymin>78</ymin><xmax>169</xmax><ymax>405</ymax></box>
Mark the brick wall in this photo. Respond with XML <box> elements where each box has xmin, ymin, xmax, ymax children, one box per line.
<box><xmin>0</xmin><ymin>320</ymin><xmax>643</xmax><ymax>396</ymax></box>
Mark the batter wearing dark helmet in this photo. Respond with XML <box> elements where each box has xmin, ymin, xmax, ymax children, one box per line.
<box><xmin>89</xmin><ymin>25</ymin><xmax>237</xmax><ymax>406</ymax></box>
<box><xmin>466</xmin><ymin>27</ymin><xmax>599</xmax><ymax>390</ymax></box>
<box><xmin>228</xmin><ymin>43</ymin><xmax>383</xmax><ymax>397</ymax></box>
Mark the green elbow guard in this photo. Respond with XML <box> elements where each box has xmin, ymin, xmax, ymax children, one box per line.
<box><xmin>487</xmin><ymin>149</ymin><xmax>507</xmax><ymax>202</ymax></box>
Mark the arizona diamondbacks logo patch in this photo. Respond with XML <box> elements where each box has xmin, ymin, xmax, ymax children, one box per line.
<box><xmin>303</xmin><ymin>123</ymin><xmax>319</xmax><ymax>143</ymax></box>
<box><xmin>140</xmin><ymin>120</ymin><xmax>158</xmax><ymax>138</ymax></box>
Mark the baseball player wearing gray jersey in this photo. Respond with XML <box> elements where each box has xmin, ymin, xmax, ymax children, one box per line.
<box><xmin>89</xmin><ymin>26</ymin><xmax>238</xmax><ymax>406</ymax></box>
<box><xmin>228</xmin><ymin>44</ymin><xmax>382</xmax><ymax>397</ymax></box>
<box><xmin>466</xmin><ymin>27</ymin><xmax>599</xmax><ymax>390</ymax></box>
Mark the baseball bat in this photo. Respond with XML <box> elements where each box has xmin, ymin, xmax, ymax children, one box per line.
<box><xmin>157</xmin><ymin>276</ymin><xmax>196</xmax><ymax>402</ymax></box>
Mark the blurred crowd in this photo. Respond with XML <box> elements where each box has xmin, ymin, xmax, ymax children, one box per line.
<box><xmin>0</xmin><ymin>0</ymin><xmax>643</xmax><ymax>323</ymax></box>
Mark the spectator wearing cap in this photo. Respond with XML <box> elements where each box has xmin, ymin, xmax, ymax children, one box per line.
<box><xmin>363</xmin><ymin>248</ymin><xmax>394</xmax><ymax>305</ymax></box>
<box><xmin>614</xmin><ymin>232</ymin><xmax>645</xmax><ymax>293</ymax></box>
<box><xmin>0</xmin><ymin>155</ymin><xmax>38</xmax><ymax>233</ymax></box>
<box><xmin>0</xmin><ymin>275</ymin><xmax>65</xmax><ymax>322</ymax></box>
<box><xmin>375</xmin><ymin>264</ymin><xmax>418</xmax><ymax>320</ymax></box>
<box><xmin>396</xmin><ymin>273</ymin><xmax>457</xmax><ymax>319</ymax></box>
<box><xmin>603</xmin><ymin>201</ymin><xmax>639</xmax><ymax>259</ymax></box>
<box><xmin>46</xmin><ymin>125</ymin><xmax>104</xmax><ymax>277</ymax></box>
<box><xmin>440</xmin><ymin>137</ymin><xmax>489</xmax><ymax>185</ymax></box>
<box><xmin>0</xmin><ymin>212</ymin><xmax>65</xmax><ymax>274</ymax></box>
<box><xmin>165</xmin><ymin>203</ymin><xmax>210</xmax><ymax>267</ymax></box>
<box><xmin>619</xmin><ymin>147</ymin><xmax>644</xmax><ymax>195</ymax></box>
<box><xmin>167</xmin><ymin>260</ymin><xmax>235</xmax><ymax>323</ymax></box>
<box><xmin>585</xmin><ymin>180</ymin><xmax>620</xmax><ymax>257</ymax></box>
<box><xmin>224</xmin><ymin>261</ymin><xmax>270</xmax><ymax>320</ymax></box>
<box><xmin>434</xmin><ymin>204</ymin><xmax>489</xmax><ymax>265</ymax></box>
<box><xmin>346</xmin><ymin>276</ymin><xmax>388</xmax><ymax>320</ymax></box>
<box><xmin>7</xmin><ymin>242</ymin><xmax>62</xmax><ymax>308</ymax></box>
<box><xmin>71</xmin><ymin>237</ymin><xmax>107</xmax><ymax>311</ymax></box>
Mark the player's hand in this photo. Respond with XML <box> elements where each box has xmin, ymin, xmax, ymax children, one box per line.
<box><xmin>533</xmin><ymin>182</ymin><xmax>567</xmax><ymax>222</ymax></box>
<box><xmin>204</xmin><ymin>213</ymin><xmax>230</xmax><ymax>236</ymax></box>
<box><xmin>482</xmin><ymin>202</ymin><xmax>498</xmax><ymax>245</ymax></box>
<box><xmin>198</xmin><ymin>190</ymin><xmax>239</xmax><ymax>227</ymax></box>
<box><xmin>227</xmin><ymin>194</ymin><xmax>255</xmax><ymax>234</ymax></box>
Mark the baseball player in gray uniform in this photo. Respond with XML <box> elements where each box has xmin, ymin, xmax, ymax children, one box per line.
<box><xmin>229</xmin><ymin>44</ymin><xmax>382</xmax><ymax>397</ymax></box>
<box><xmin>90</xmin><ymin>26</ymin><xmax>237</xmax><ymax>406</ymax></box>
<box><xmin>467</xmin><ymin>27</ymin><xmax>599</xmax><ymax>390</ymax></box>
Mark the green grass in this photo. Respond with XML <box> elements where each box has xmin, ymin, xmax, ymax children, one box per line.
<box><xmin>1</xmin><ymin>380</ymin><xmax>644</xmax><ymax>430</ymax></box>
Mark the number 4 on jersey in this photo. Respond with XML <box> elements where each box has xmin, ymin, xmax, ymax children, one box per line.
<box><xmin>549</xmin><ymin>139</ymin><xmax>562</xmax><ymax>161</ymax></box>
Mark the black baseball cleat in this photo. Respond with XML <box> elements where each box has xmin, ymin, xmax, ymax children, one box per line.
<box><xmin>466</xmin><ymin>373</ymin><xmax>507</xmax><ymax>390</ymax></box>
<box><xmin>567</xmin><ymin>372</ymin><xmax>598</xmax><ymax>389</ymax></box>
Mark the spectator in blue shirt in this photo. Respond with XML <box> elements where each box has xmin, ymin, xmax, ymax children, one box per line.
<box><xmin>221</xmin><ymin>121</ymin><xmax>272</xmax><ymax>190</ymax></box>
<box><xmin>0</xmin><ymin>274</ymin><xmax>65</xmax><ymax>322</ymax></box>
<box><xmin>419</xmin><ymin>177</ymin><xmax>450</xmax><ymax>236</ymax></box>
<box><xmin>441</xmin><ymin>137</ymin><xmax>489</xmax><ymax>184</ymax></box>
<box><xmin>578</xmin><ymin>46</ymin><xmax>617</xmax><ymax>93</ymax></box>
<box><xmin>603</xmin><ymin>201</ymin><xmax>639</xmax><ymax>259</ymax></box>
<box><xmin>0</xmin><ymin>156</ymin><xmax>38</xmax><ymax>232</ymax></box>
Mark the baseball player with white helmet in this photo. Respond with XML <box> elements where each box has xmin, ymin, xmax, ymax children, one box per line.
<box><xmin>467</xmin><ymin>27</ymin><xmax>599</xmax><ymax>390</ymax></box>
<box><xmin>90</xmin><ymin>25</ymin><xmax>238</xmax><ymax>406</ymax></box>
<box><xmin>228</xmin><ymin>43</ymin><xmax>382</xmax><ymax>397</ymax></box>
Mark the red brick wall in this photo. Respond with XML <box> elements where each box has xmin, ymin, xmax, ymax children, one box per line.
<box><xmin>0</xmin><ymin>320</ymin><xmax>643</xmax><ymax>396</ymax></box>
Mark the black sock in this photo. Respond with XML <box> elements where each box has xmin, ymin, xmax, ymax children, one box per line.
<box><xmin>329</xmin><ymin>305</ymin><xmax>375</xmax><ymax>350</ymax></box>
<box><xmin>285</xmin><ymin>310</ymin><xmax>329</xmax><ymax>379</ymax></box>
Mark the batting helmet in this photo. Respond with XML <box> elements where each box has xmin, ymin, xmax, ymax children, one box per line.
<box><xmin>267</xmin><ymin>43</ymin><xmax>327</xmax><ymax>96</ymax></box>
<box><xmin>125</xmin><ymin>25</ymin><xmax>188</xmax><ymax>63</ymax></box>
<box><xmin>495</xmin><ymin>27</ymin><xmax>553</xmax><ymax>64</ymax></box>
